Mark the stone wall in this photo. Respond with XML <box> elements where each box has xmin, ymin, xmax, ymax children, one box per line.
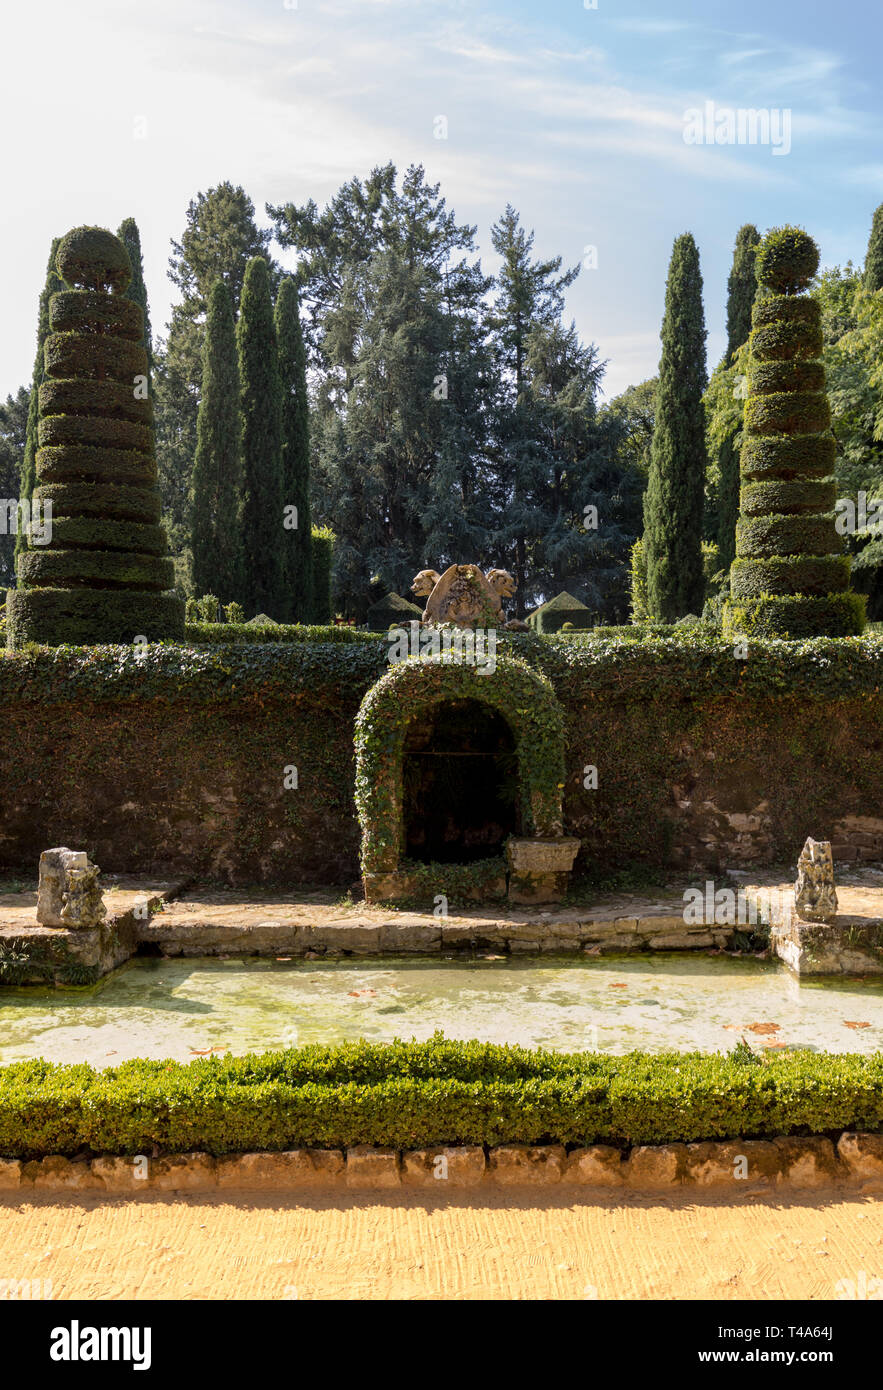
<box><xmin>0</xmin><ymin>647</ymin><xmax>881</xmax><ymax>884</ymax></box>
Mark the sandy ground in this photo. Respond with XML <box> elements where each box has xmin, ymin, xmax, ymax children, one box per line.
<box><xmin>1</xmin><ymin>1190</ymin><xmax>882</xmax><ymax>1300</ymax></box>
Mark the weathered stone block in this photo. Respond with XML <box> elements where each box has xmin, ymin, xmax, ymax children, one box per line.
<box><xmin>148</xmin><ymin>1152</ymin><xmax>217</xmax><ymax>1191</ymax></box>
<box><xmin>488</xmin><ymin>1144</ymin><xmax>566</xmax><ymax>1185</ymax></box>
<box><xmin>37</xmin><ymin>847</ymin><xmax>106</xmax><ymax>929</ymax></box>
<box><xmin>216</xmin><ymin>1149</ymin><xmax>345</xmax><ymax>1189</ymax></box>
<box><xmin>91</xmin><ymin>1155</ymin><xmax>152</xmax><ymax>1192</ymax></box>
<box><xmin>626</xmin><ymin>1144</ymin><xmax>687</xmax><ymax>1188</ymax></box>
<box><xmin>0</xmin><ymin>1159</ymin><xmax>21</xmax><ymax>1189</ymax></box>
<box><xmin>837</xmin><ymin>1133</ymin><xmax>883</xmax><ymax>1187</ymax></box>
<box><xmin>685</xmin><ymin>1140</ymin><xmax>781</xmax><ymax>1188</ymax></box>
<box><xmin>794</xmin><ymin>838</ymin><xmax>837</xmax><ymax>923</ymax></box>
<box><xmin>401</xmin><ymin>1146</ymin><xmax>486</xmax><ymax>1188</ymax></box>
<box><xmin>346</xmin><ymin>1146</ymin><xmax>401</xmax><ymax>1188</ymax></box>
<box><xmin>23</xmin><ymin>1155</ymin><xmax>104</xmax><ymax>1190</ymax></box>
<box><xmin>563</xmin><ymin>1146</ymin><xmax>624</xmax><ymax>1186</ymax></box>
<box><xmin>773</xmin><ymin>1136</ymin><xmax>839</xmax><ymax>1188</ymax></box>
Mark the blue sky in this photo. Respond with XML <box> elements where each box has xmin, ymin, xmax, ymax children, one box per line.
<box><xmin>2</xmin><ymin>0</ymin><xmax>881</xmax><ymax>399</ymax></box>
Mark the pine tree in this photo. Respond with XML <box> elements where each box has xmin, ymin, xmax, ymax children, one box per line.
<box><xmin>644</xmin><ymin>233</ymin><xmax>708</xmax><ymax>620</ymax></box>
<box><xmin>865</xmin><ymin>203</ymin><xmax>883</xmax><ymax>293</ymax></box>
<box><xmin>191</xmin><ymin>281</ymin><xmax>245</xmax><ymax>602</ymax></box>
<box><xmin>237</xmin><ymin>256</ymin><xmax>283</xmax><ymax>616</ymax></box>
<box><xmin>726</xmin><ymin>225</ymin><xmax>760</xmax><ymax>362</ymax></box>
<box><xmin>117</xmin><ymin>217</ymin><xmax>153</xmax><ymax>385</ymax></box>
<box><xmin>274</xmin><ymin>277</ymin><xmax>313</xmax><ymax>621</ymax></box>
<box><xmin>16</xmin><ymin>238</ymin><xmax>64</xmax><ymax>568</ymax></box>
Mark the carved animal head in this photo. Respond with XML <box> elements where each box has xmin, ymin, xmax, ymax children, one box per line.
<box><xmin>412</xmin><ymin>569</ymin><xmax>441</xmax><ymax>597</ymax></box>
<box><xmin>486</xmin><ymin>569</ymin><xmax>516</xmax><ymax>598</ymax></box>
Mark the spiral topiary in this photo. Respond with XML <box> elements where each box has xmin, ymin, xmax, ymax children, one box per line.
<box><xmin>722</xmin><ymin>226</ymin><xmax>865</xmax><ymax>639</ymax></box>
<box><xmin>6</xmin><ymin>226</ymin><xmax>184</xmax><ymax>647</ymax></box>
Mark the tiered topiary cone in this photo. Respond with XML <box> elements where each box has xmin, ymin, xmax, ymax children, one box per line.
<box><xmin>6</xmin><ymin>226</ymin><xmax>184</xmax><ymax>647</ymax></box>
<box><xmin>722</xmin><ymin>226</ymin><xmax>865</xmax><ymax>639</ymax></box>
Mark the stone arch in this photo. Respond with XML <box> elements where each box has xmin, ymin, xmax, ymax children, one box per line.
<box><xmin>354</xmin><ymin>655</ymin><xmax>569</xmax><ymax>890</ymax></box>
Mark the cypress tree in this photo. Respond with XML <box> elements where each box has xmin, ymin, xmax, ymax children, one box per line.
<box><xmin>726</xmin><ymin>224</ymin><xmax>760</xmax><ymax>362</ymax></box>
<box><xmin>643</xmin><ymin>233</ymin><xmax>708</xmax><ymax>620</ymax></box>
<box><xmin>191</xmin><ymin>281</ymin><xmax>245</xmax><ymax>602</ymax></box>
<box><xmin>7</xmin><ymin>226</ymin><xmax>183</xmax><ymax>646</ymax></box>
<box><xmin>237</xmin><ymin>256</ymin><xmax>283</xmax><ymax>617</ymax></box>
<box><xmin>117</xmin><ymin>218</ymin><xmax>153</xmax><ymax>385</ymax></box>
<box><xmin>274</xmin><ymin>277</ymin><xmax>313</xmax><ymax>622</ymax></box>
<box><xmin>865</xmin><ymin>203</ymin><xmax>883</xmax><ymax>293</ymax></box>
<box><xmin>723</xmin><ymin>226</ymin><xmax>864</xmax><ymax>638</ymax></box>
<box><xmin>16</xmin><ymin>238</ymin><xmax>64</xmax><ymax>567</ymax></box>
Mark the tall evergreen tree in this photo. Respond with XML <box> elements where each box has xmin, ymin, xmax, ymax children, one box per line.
<box><xmin>714</xmin><ymin>226</ymin><xmax>760</xmax><ymax>571</ymax></box>
<box><xmin>16</xmin><ymin>238</ymin><xmax>63</xmax><ymax>567</ymax></box>
<box><xmin>644</xmin><ymin>233</ymin><xmax>708</xmax><ymax>620</ymax></box>
<box><xmin>865</xmin><ymin>203</ymin><xmax>883</xmax><ymax>293</ymax></box>
<box><xmin>237</xmin><ymin>256</ymin><xmax>283</xmax><ymax>616</ymax></box>
<box><xmin>726</xmin><ymin>224</ymin><xmax>760</xmax><ymax>362</ymax></box>
<box><xmin>274</xmin><ymin>277</ymin><xmax>313</xmax><ymax>621</ymax></box>
<box><xmin>117</xmin><ymin>217</ymin><xmax>153</xmax><ymax>386</ymax></box>
<box><xmin>0</xmin><ymin>388</ymin><xmax>29</xmax><ymax>587</ymax></box>
<box><xmin>191</xmin><ymin>281</ymin><xmax>245</xmax><ymax>602</ymax></box>
<box><xmin>153</xmin><ymin>184</ymin><xmax>275</xmax><ymax>580</ymax></box>
<box><xmin>488</xmin><ymin>205</ymin><xmax>580</xmax><ymax>614</ymax></box>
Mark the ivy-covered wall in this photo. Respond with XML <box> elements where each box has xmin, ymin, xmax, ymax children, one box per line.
<box><xmin>0</xmin><ymin>635</ymin><xmax>881</xmax><ymax>884</ymax></box>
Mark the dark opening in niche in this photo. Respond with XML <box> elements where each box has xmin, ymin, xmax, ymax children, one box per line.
<box><xmin>402</xmin><ymin>698</ymin><xmax>519</xmax><ymax>864</ymax></box>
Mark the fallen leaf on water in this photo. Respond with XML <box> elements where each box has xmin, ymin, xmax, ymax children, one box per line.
<box><xmin>275</xmin><ymin>956</ymin><xmax>292</xmax><ymax>962</ymax></box>
<box><xmin>609</xmin><ymin>983</ymin><xmax>627</xmax><ymax>989</ymax></box>
<box><xmin>844</xmin><ymin>1021</ymin><xmax>871</xmax><ymax>1030</ymax></box>
<box><xmin>761</xmin><ymin>1041</ymin><xmax>790</xmax><ymax>1050</ymax></box>
<box><xmin>481</xmin><ymin>954</ymin><xmax>506</xmax><ymax>961</ymax></box>
<box><xmin>746</xmin><ymin>1022</ymin><xmax>780</xmax><ymax>1035</ymax></box>
<box><xmin>348</xmin><ymin>988</ymin><xmax>377</xmax><ymax>999</ymax></box>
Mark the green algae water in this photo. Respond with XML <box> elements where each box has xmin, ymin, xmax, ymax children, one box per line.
<box><xmin>2</xmin><ymin>954</ymin><xmax>883</xmax><ymax>1065</ymax></box>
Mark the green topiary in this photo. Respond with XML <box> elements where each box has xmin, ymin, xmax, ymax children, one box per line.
<box><xmin>7</xmin><ymin>226</ymin><xmax>184</xmax><ymax>647</ymax></box>
<box><xmin>55</xmin><ymin>226</ymin><xmax>132</xmax><ymax>294</ymax></box>
<box><xmin>723</xmin><ymin>226</ymin><xmax>863</xmax><ymax>640</ymax></box>
<box><xmin>755</xmin><ymin>226</ymin><xmax>819</xmax><ymax>295</ymax></box>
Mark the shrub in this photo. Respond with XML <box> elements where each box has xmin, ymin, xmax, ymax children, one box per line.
<box><xmin>7</xmin><ymin>227</ymin><xmax>183</xmax><ymax>648</ymax></box>
<box><xmin>3</xmin><ymin>1042</ymin><xmax>883</xmax><ymax>1157</ymax></box>
<box><xmin>724</xmin><ymin>226</ymin><xmax>861</xmax><ymax>639</ymax></box>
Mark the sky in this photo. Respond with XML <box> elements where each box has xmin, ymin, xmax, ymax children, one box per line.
<box><xmin>2</xmin><ymin>0</ymin><xmax>881</xmax><ymax>401</ymax></box>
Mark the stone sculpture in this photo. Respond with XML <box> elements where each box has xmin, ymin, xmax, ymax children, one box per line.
<box><xmin>411</xmin><ymin>564</ymin><xmax>519</xmax><ymax>628</ymax></box>
<box><xmin>793</xmin><ymin>837</ymin><xmax>838</xmax><ymax>924</ymax></box>
<box><xmin>36</xmin><ymin>847</ymin><xmax>107</xmax><ymax>930</ymax></box>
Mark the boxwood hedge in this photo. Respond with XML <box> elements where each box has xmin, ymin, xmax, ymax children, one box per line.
<box><xmin>2</xmin><ymin>1041</ymin><xmax>883</xmax><ymax>1157</ymax></box>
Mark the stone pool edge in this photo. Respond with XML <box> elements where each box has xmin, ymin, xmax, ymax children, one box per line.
<box><xmin>2</xmin><ymin>1133</ymin><xmax>882</xmax><ymax>1195</ymax></box>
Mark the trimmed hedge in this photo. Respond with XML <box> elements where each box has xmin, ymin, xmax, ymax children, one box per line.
<box><xmin>749</xmin><ymin>359</ymin><xmax>825</xmax><ymax>396</ymax></box>
<box><xmin>744</xmin><ymin>391</ymin><xmax>830</xmax><ymax>436</ymax></box>
<box><xmin>749</xmin><ymin>319</ymin><xmax>823</xmax><ymax>362</ymax></box>
<box><xmin>17</xmin><ymin>547</ymin><xmax>174</xmax><ymax>590</ymax></box>
<box><xmin>740</xmin><ymin>478</ymin><xmax>836</xmax><ymax>516</ymax></box>
<box><xmin>44</xmin><ymin>332</ymin><xmax>147</xmax><ymax>384</ymax></box>
<box><xmin>38</xmin><ymin>413</ymin><xmax>151</xmax><ymax>453</ymax></box>
<box><xmin>56</xmin><ymin>225</ymin><xmax>131</xmax><ymax>294</ymax></box>
<box><xmin>36</xmin><ymin>444</ymin><xmax>156</xmax><ymax>485</ymax></box>
<box><xmin>751</xmin><ymin>295</ymin><xmax>819</xmax><ymax>328</ymax></box>
<box><xmin>46</xmin><ymin>516</ymin><xmax>168</xmax><ymax>556</ymax></box>
<box><xmin>724</xmin><ymin>592</ymin><xmax>866</xmax><ymax>638</ymax></box>
<box><xmin>366</xmin><ymin>591</ymin><xmax>422</xmax><ymax>629</ymax></box>
<box><xmin>4</xmin><ymin>587</ymin><xmax>185</xmax><ymax>647</ymax></box>
<box><xmin>528</xmin><ymin>590</ymin><xmax>593</xmax><ymax>634</ymax></box>
<box><xmin>3</xmin><ymin>1042</ymin><xmax>883</xmax><ymax>1157</ymax></box>
<box><xmin>39</xmin><ymin>378</ymin><xmax>152</xmax><ymax>424</ymax></box>
<box><xmin>48</xmin><ymin>290</ymin><xmax>143</xmax><ymax>341</ymax></box>
<box><xmin>34</xmin><ymin>482</ymin><xmax>161</xmax><ymax>525</ymax></box>
<box><xmin>735</xmin><ymin>513</ymin><xmax>843</xmax><ymax>559</ymax></box>
<box><xmin>730</xmin><ymin>554</ymin><xmax>850</xmax><ymax>598</ymax></box>
<box><xmin>740</xmin><ymin>433</ymin><xmax>836</xmax><ymax>480</ymax></box>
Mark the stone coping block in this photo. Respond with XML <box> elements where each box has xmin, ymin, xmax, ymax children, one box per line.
<box><xmin>0</xmin><ymin>1136</ymin><xmax>861</xmax><ymax>1194</ymax></box>
<box><xmin>488</xmin><ymin>1144</ymin><xmax>567</xmax><ymax>1185</ymax></box>
<box><xmin>401</xmin><ymin>1146</ymin><xmax>486</xmax><ymax>1188</ymax></box>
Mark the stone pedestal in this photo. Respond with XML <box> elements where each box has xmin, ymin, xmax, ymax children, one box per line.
<box><xmin>36</xmin><ymin>847</ymin><xmax>106</xmax><ymax>929</ymax></box>
<box><xmin>771</xmin><ymin>913</ymin><xmax>883</xmax><ymax>976</ymax></box>
<box><xmin>505</xmin><ymin>837</ymin><xmax>580</xmax><ymax>904</ymax></box>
